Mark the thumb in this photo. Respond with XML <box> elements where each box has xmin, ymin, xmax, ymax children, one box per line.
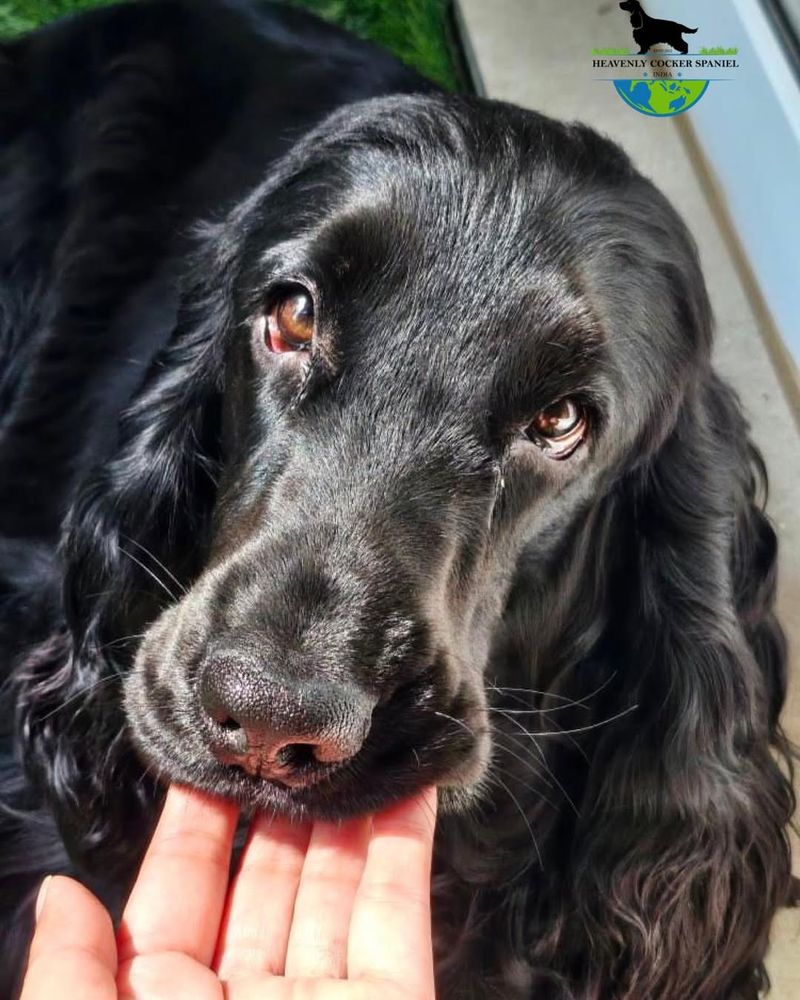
<box><xmin>20</xmin><ymin>875</ymin><xmax>118</xmax><ymax>1000</ymax></box>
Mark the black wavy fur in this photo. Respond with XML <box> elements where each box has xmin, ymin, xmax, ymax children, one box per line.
<box><xmin>0</xmin><ymin>2</ymin><xmax>796</xmax><ymax>998</ymax></box>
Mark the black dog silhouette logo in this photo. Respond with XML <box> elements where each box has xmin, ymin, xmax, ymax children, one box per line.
<box><xmin>619</xmin><ymin>1</ymin><xmax>697</xmax><ymax>54</ymax></box>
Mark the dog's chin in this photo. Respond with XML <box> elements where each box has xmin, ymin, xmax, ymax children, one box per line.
<box><xmin>128</xmin><ymin>723</ymin><xmax>490</xmax><ymax>821</ymax></box>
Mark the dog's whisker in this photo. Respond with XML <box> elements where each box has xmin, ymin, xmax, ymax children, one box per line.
<box><xmin>490</xmin><ymin>733</ymin><xmax>556</xmax><ymax>790</ymax></box>
<box><xmin>37</xmin><ymin>674</ymin><xmax>122</xmax><ymax>722</ymax></box>
<box><xmin>99</xmin><ymin>633</ymin><xmax>148</xmax><ymax>652</ymax></box>
<box><xmin>493</xmin><ymin>711</ymin><xmax>580</xmax><ymax>815</ymax></box>
<box><xmin>137</xmin><ymin>760</ymin><xmax>161</xmax><ymax>792</ymax></box>
<box><xmin>433</xmin><ymin>710</ymin><xmax>476</xmax><ymax>739</ymax></box>
<box><xmin>535</xmin><ymin>714</ymin><xmax>590</xmax><ymax>764</ymax></box>
<box><xmin>492</xmin><ymin>773</ymin><xmax>543</xmax><ymax>872</ymax></box>
<box><xmin>488</xmin><ymin>681</ymin><xmax>604</xmax><ymax>761</ymax></box>
<box><xmin>487</xmin><ymin>681</ymin><xmax>585</xmax><ymax>705</ymax></box>
<box><xmin>499</xmin><ymin>717</ymin><xmax>590</xmax><ymax>764</ymax></box>
<box><xmin>119</xmin><ymin>546</ymin><xmax>179</xmax><ymax>603</ymax></box>
<box><xmin>487</xmin><ymin>704</ymin><xmax>584</xmax><ymax>716</ymax></box>
<box><xmin>485</xmin><ymin>764</ymin><xmax>559</xmax><ymax>814</ymax></box>
<box><xmin>527</xmin><ymin>737</ymin><xmax>581</xmax><ymax>817</ymax></box>
<box><xmin>487</xmin><ymin>672</ymin><xmax>617</xmax><ymax>715</ymax></box>
<box><xmin>121</xmin><ymin>536</ymin><xmax>188</xmax><ymax>597</ymax></box>
<box><xmin>498</xmin><ymin>704</ymin><xmax>639</xmax><ymax>739</ymax></box>
<box><xmin>418</xmin><ymin>792</ymin><xmax>438</xmax><ymax>830</ymax></box>
<box><xmin>490</xmin><ymin>679</ymin><xmax>603</xmax><ymax>763</ymax></box>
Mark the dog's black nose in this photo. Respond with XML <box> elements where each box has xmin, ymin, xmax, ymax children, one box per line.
<box><xmin>199</xmin><ymin>651</ymin><xmax>373</xmax><ymax>786</ymax></box>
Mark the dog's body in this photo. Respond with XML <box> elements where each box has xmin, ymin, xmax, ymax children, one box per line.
<box><xmin>0</xmin><ymin>3</ymin><xmax>795</xmax><ymax>999</ymax></box>
<box><xmin>619</xmin><ymin>0</ymin><xmax>697</xmax><ymax>54</ymax></box>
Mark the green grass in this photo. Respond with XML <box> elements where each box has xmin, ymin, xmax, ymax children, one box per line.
<box><xmin>699</xmin><ymin>46</ymin><xmax>739</xmax><ymax>55</ymax></box>
<box><xmin>286</xmin><ymin>0</ymin><xmax>458</xmax><ymax>88</ymax></box>
<box><xmin>0</xmin><ymin>0</ymin><xmax>460</xmax><ymax>89</ymax></box>
<box><xmin>0</xmin><ymin>0</ymin><xmax>111</xmax><ymax>35</ymax></box>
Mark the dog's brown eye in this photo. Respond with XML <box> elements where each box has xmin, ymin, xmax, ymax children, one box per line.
<box><xmin>266</xmin><ymin>287</ymin><xmax>314</xmax><ymax>352</ymax></box>
<box><xmin>527</xmin><ymin>399</ymin><xmax>587</xmax><ymax>459</ymax></box>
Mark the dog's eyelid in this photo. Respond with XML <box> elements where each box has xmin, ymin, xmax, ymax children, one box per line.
<box><xmin>263</xmin><ymin>269</ymin><xmax>320</xmax><ymax>299</ymax></box>
<box><xmin>263</xmin><ymin>278</ymin><xmax>317</xmax><ymax>310</ymax></box>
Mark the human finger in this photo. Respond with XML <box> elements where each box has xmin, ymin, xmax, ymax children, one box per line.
<box><xmin>283</xmin><ymin>814</ymin><xmax>371</xmax><ymax>979</ymax></box>
<box><xmin>347</xmin><ymin>787</ymin><xmax>437</xmax><ymax>994</ymax></box>
<box><xmin>214</xmin><ymin>812</ymin><xmax>311</xmax><ymax>978</ymax></box>
<box><xmin>118</xmin><ymin>784</ymin><xmax>239</xmax><ymax>966</ymax></box>
<box><xmin>21</xmin><ymin>875</ymin><xmax>117</xmax><ymax>1000</ymax></box>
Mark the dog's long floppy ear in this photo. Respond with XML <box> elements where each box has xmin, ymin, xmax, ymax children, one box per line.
<box><xmin>560</xmin><ymin>373</ymin><xmax>796</xmax><ymax>998</ymax></box>
<box><xmin>15</xmin><ymin>221</ymin><xmax>240</xmax><ymax>874</ymax></box>
<box><xmin>13</xmin><ymin>115</ymin><xmax>354</xmax><ymax>873</ymax></box>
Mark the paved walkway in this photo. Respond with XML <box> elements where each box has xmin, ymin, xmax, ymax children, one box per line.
<box><xmin>455</xmin><ymin>1</ymin><xmax>800</xmax><ymax>994</ymax></box>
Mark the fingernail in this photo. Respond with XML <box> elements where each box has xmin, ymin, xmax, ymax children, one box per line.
<box><xmin>35</xmin><ymin>876</ymin><xmax>52</xmax><ymax>922</ymax></box>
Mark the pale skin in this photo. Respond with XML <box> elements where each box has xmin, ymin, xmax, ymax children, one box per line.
<box><xmin>20</xmin><ymin>784</ymin><xmax>438</xmax><ymax>1000</ymax></box>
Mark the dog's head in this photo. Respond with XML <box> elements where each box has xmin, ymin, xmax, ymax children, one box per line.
<box><xmin>23</xmin><ymin>97</ymin><xmax>790</xmax><ymax>901</ymax></box>
<box><xmin>96</xmin><ymin>95</ymin><xmax>696</xmax><ymax>820</ymax></box>
<box><xmin>44</xmin><ymin>92</ymin><xmax>704</xmax><ymax>826</ymax></box>
<box><xmin>619</xmin><ymin>1</ymin><xmax>640</xmax><ymax>14</ymax></box>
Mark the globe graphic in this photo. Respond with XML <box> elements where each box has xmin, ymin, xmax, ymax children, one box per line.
<box><xmin>613</xmin><ymin>79</ymin><xmax>710</xmax><ymax>116</ymax></box>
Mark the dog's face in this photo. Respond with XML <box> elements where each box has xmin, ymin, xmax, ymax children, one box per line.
<box><xmin>619</xmin><ymin>1</ymin><xmax>639</xmax><ymax>13</ymax></box>
<box><xmin>124</xmin><ymin>97</ymin><xmax>703</xmax><ymax>820</ymax></box>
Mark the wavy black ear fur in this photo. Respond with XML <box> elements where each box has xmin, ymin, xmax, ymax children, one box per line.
<box><xmin>8</xmin><ymin>98</ymin><xmax>375</xmax><ymax>882</ymax></box>
<box><xmin>539</xmin><ymin>373</ymin><xmax>797</xmax><ymax>999</ymax></box>
<box><xmin>13</xmin><ymin>224</ymin><xmax>238</xmax><ymax>876</ymax></box>
<box><xmin>0</xmin><ymin>240</ymin><xmax>234</xmax><ymax>996</ymax></box>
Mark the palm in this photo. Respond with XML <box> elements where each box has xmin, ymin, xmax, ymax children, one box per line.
<box><xmin>22</xmin><ymin>785</ymin><xmax>437</xmax><ymax>1000</ymax></box>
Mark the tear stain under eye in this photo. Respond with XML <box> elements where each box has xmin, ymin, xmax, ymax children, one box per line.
<box><xmin>488</xmin><ymin>464</ymin><xmax>506</xmax><ymax>526</ymax></box>
<box><xmin>420</xmin><ymin>535</ymin><xmax>479</xmax><ymax>699</ymax></box>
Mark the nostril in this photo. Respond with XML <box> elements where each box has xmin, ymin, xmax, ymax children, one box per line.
<box><xmin>277</xmin><ymin>742</ymin><xmax>318</xmax><ymax>771</ymax></box>
<box><xmin>205</xmin><ymin>701</ymin><xmax>242</xmax><ymax>732</ymax></box>
<box><xmin>205</xmin><ymin>710</ymin><xmax>247</xmax><ymax>760</ymax></box>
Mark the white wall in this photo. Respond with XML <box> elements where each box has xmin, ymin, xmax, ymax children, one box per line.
<box><xmin>646</xmin><ymin>0</ymin><xmax>800</xmax><ymax>362</ymax></box>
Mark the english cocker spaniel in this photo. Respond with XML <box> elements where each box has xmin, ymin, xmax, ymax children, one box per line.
<box><xmin>619</xmin><ymin>0</ymin><xmax>698</xmax><ymax>55</ymax></box>
<box><xmin>0</xmin><ymin>2</ymin><xmax>795</xmax><ymax>999</ymax></box>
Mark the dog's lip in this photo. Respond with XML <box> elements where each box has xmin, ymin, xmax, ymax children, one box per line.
<box><xmin>196</xmin><ymin>740</ymin><xmax>439</xmax><ymax>819</ymax></box>
<box><xmin>142</xmin><ymin>696</ymin><xmax>481</xmax><ymax>820</ymax></box>
<box><xmin>213</xmin><ymin>744</ymin><xmax>348</xmax><ymax>789</ymax></box>
<box><xmin>223</xmin><ymin>707</ymin><xmax>443</xmax><ymax>800</ymax></box>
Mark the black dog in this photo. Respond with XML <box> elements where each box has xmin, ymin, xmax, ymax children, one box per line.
<box><xmin>0</xmin><ymin>2</ymin><xmax>795</xmax><ymax>999</ymax></box>
<box><xmin>619</xmin><ymin>0</ymin><xmax>698</xmax><ymax>53</ymax></box>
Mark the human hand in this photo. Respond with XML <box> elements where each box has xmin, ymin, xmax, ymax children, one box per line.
<box><xmin>21</xmin><ymin>783</ymin><xmax>438</xmax><ymax>999</ymax></box>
